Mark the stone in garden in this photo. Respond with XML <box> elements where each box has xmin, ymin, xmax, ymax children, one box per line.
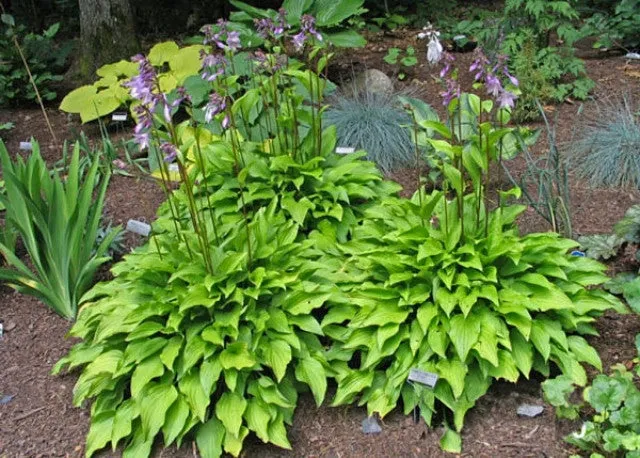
<box><xmin>362</xmin><ymin>415</ymin><xmax>382</xmax><ymax>434</ymax></box>
<box><xmin>517</xmin><ymin>404</ymin><xmax>544</xmax><ymax>418</ymax></box>
<box><xmin>0</xmin><ymin>394</ymin><xmax>15</xmax><ymax>405</ymax></box>
<box><xmin>352</xmin><ymin>69</ymin><xmax>394</xmax><ymax>97</ymax></box>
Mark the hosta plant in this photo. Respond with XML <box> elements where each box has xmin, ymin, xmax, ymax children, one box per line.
<box><xmin>54</xmin><ymin>204</ymin><xmax>339</xmax><ymax>457</ymax></box>
<box><xmin>0</xmin><ymin>140</ymin><xmax>120</xmax><ymax>319</ymax></box>
<box><xmin>327</xmin><ymin>190</ymin><xmax>625</xmax><ymax>439</ymax></box>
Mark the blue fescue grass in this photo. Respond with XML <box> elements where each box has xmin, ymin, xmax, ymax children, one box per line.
<box><xmin>323</xmin><ymin>86</ymin><xmax>416</xmax><ymax>173</ymax></box>
<box><xmin>566</xmin><ymin>96</ymin><xmax>640</xmax><ymax>189</ymax></box>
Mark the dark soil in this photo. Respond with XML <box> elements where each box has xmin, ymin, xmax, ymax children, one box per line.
<box><xmin>3</xmin><ymin>27</ymin><xmax>640</xmax><ymax>458</ymax></box>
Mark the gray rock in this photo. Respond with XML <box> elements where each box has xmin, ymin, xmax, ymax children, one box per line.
<box><xmin>362</xmin><ymin>415</ymin><xmax>382</xmax><ymax>434</ymax></box>
<box><xmin>352</xmin><ymin>69</ymin><xmax>394</xmax><ymax>97</ymax></box>
<box><xmin>0</xmin><ymin>395</ymin><xmax>15</xmax><ymax>405</ymax></box>
<box><xmin>517</xmin><ymin>404</ymin><xmax>544</xmax><ymax>418</ymax></box>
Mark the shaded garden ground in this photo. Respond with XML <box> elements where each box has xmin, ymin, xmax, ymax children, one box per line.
<box><xmin>2</xmin><ymin>29</ymin><xmax>640</xmax><ymax>457</ymax></box>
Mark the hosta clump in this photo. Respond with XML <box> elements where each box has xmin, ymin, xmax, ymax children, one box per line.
<box><xmin>325</xmin><ymin>191</ymin><xmax>625</xmax><ymax>435</ymax></box>
<box><xmin>54</xmin><ymin>204</ymin><xmax>339</xmax><ymax>457</ymax></box>
<box><xmin>157</xmin><ymin>131</ymin><xmax>401</xmax><ymax>242</ymax></box>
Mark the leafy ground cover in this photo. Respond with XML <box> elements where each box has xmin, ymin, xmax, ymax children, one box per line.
<box><xmin>1</xmin><ymin>25</ymin><xmax>640</xmax><ymax>458</ymax></box>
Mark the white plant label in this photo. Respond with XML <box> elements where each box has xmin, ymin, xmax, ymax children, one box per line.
<box><xmin>168</xmin><ymin>163</ymin><xmax>179</xmax><ymax>173</ymax></box>
<box><xmin>0</xmin><ymin>323</ymin><xmax>3</xmax><ymax>338</ymax></box>
<box><xmin>408</xmin><ymin>368</ymin><xmax>438</xmax><ymax>387</ymax></box>
<box><xmin>112</xmin><ymin>113</ymin><xmax>128</xmax><ymax>122</ymax></box>
<box><xmin>19</xmin><ymin>141</ymin><xmax>32</xmax><ymax>151</ymax></box>
<box><xmin>335</xmin><ymin>146</ymin><xmax>355</xmax><ymax>154</ymax></box>
<box><xmin>126</xmin><ymin>219</ymin><xmax>151</xmax><ymax>237</ymax></box>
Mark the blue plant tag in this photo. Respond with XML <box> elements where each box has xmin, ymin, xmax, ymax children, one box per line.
<box><xmin>571</xmin><ymin>250</ymin><xmax>586</xmax><ymax>257</ymax></box>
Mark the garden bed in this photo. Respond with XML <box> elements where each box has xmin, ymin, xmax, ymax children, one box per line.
<box><xmin>2</xmin><ymin>34</ymin><xmax>640</xmax><ymax>457</ymax></box>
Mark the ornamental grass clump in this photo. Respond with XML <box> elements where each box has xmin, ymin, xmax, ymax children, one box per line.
<box><xmin>566</xmin><ymin>96</ymin><xmax>640</xmax><ymax>189</ymax></box>
<box><xmin>323</xmin><ymin>87</ymin><xmax>421</xmax><ymax>173</ymax></box>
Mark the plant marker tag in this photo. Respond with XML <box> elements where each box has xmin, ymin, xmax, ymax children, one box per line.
<box><xmin>570</xmin><ymin>250</ymin><xmax>586</xmax><ymax>257</ymax></box>
<box><xmin>19</xmin><ymin>141</ymin><xmax>32</xmax><ymax>151</ymax></box>
<box><xmin>362</xmin><ymin>415</ymin><xmax>382</xmax><ymax>434</ymax></box>
<box><xmin>408</xmin><ymin>368</ymin><xmax>438</xmax><ymax>387</ymax></box>
<box><xmin>336</xmin><ymin>146</ymin><xmax>355</xmax><ymax>154</ymax></box>
<box><xmin>112</xmin><ymin>112</ymin><xmax>128</xmax><ymax>122</ymax></box>
<box><xmin>168</xmin><ymin>163</ymin><xmax>179</xmax><ymax>173</ymax></box>
<box><xmin>0</xmin><ymin>323</ymin><xmax>3</xmax><ymax>338</ymax></box>
<box><xmin>126</xmin><ymin>219</ymin><xmax>151</xmax><ymax>237</ymax></box>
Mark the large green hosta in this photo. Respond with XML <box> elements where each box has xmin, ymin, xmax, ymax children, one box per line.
<box><xmin>326</xmin><ymin>191</ymin><xmax>626</xmax><ymax>435</ymax></box>
<box><xmin>54</xmin><ymin>203</ymin><xmax>338</xmax><ymax>457</ymax></box>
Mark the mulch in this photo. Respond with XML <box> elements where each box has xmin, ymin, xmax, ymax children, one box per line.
<box><xmin>2</xmin><ymin>27</ymin><xmax>640</xmax><ymax>457</ymax></box>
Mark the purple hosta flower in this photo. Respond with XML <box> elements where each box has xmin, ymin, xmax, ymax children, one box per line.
<box><xmin>252</xmin><ymin>50</ymin><xmax>285</xmax><ymax>74</ymax></box>
<box><xmin>485</xmin><ymin>73</ymin><xmax>503</xmax><ymax>98</ymax></box>
<box><xmin>131</xmin><ymin>105</ymin><xmax>153</xmax><ymax>150</ymax></box>
<box><xmin>439</xmin><ymin>52</ymin><xmax>455</xmax><ymax>79</ymax></box>
<box><xmin>255</xmin><ymin>18</ymin><xmax>275</xmax><ymax>39</ymax></box>
<box><xmin>469</xmin><ymin>49</ymin><xmax>490</xmax><ymax>81</ymax></box>
<box><xmin>160</xmin><ymin>142</ymin><xmax>179</xmax><ymax>163</ymax></box>
<box><xmin>441</xmin><ymin>78</ymin><xmax>461</xmax><ymax>106</ymax></box>
<box><xmin>201</xmin><ymin>21</ymin><xmax>241</xmax><ymax>51</ymax></box>
<box><xmin>497</xmin><ymin>88</ymin><xmax>517</xmax><ymax>109</ymax></box>
<box><xmin>200</xmin><ymin>51</ymin><xmax>226</xmax><ymax>82</ymax></box>
<box><xmin>161</xmin><ymin>89</ymin><xmax>189</xmax><ymax>124</ymax></box>
<box><xmin>204</xmin><ymin>93</ymin><xmax>227</xmax><ymax>123</ymax></box>
<box><xmin>292</xmin><ymin>14</ymin><xmax>322</xmax><ymax>51</ymax></box>
<box><xmin>124</xmin><ymin>54</ymin><xmax>158</xmax><ymax>107</ymax></box>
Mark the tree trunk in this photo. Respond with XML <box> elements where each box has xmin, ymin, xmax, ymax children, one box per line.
<box><xmin>79</xmin><ymin>0</ymin><xmax>139</xmax><ymax>79</ymax></box>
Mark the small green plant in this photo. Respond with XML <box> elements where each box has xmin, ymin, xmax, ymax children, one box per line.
<box><xmin>370</xmin><ymin>12</ymin><xmax>409</xmax><ymax>31</ymax></box>
<box><xmin>0</xmin><ymin>141</ymin><xmax>121</xmax><ymax>319</ymax></box>
<box><xmin>543</xmin><ymin>360</ymin><xmax>640</xmax><ymax>456</ymax></box>
<box><xmin>567</xmin><ymin>96</ymin><xmax>640</xmax><ymax>189</ymax></box>
<box><xmin>582</xmin><ymin>0</ymin><xmax>640</xmax><ymax>52</ymax></box>
<box><xmin>95</xmin><ymin>220</ymin><xmax>127</xmax><ymax>257</ymax></box>
<box><xmin>323</xmin><ymin>90</ymin><xmax>435</xmax><ymax>172</ymax></box>
<box><xmin>0</xmin><ymin>17</ymin><xmax>71</xmax><ymax>106</ymax></box>
<box><xmin>383</xmin><ymin>46</ymin><xmax>418</xmax><ymax>80</ymax></box>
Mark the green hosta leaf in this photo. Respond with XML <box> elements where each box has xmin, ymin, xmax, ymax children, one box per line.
<box><xmin>224</xmin><ymin>426</ymin><xmax>249</xmax><ymax>457</ymax></box>
<box><xmin>244</xmin><ymin>398</ymin><xmax>272</xmax><ymax>443</ymax></box>
<box><xmin>220</xmin><ymin>342</ymin><xmax>256</xmax><ymax>370</ymax></box>
<box><xmin>112</xmin><ymin>400</ymin><xmax>137</xmax><ymax>449</ymax></box>
<box><xmin>437</xmin><ymin>359</ymin><xmax>467</xmax><ymax>399</ymax></box>
<box><xmin>131</xmin><ymin>356</ymin><xmax>164</xmax><ymax>398</ymax></box>
<box><xmin>333</xmin><ymin>370</ymin><xmax>374</xmax><ymax>405</ymax></box>
<box><xmin>216</xmin><ymin>391</ymin><xmax>247</xmax><ymax>438</ymax></box>
<box><xmin>510</xmin><ymin>330</ymin><xmax>533</xmax><ymax>377</ymax></box>
<box><xmin>148</xmin><ymin>41</ymin><xmax>180</xmax><ymax>65</ymax></box>
<box><xmin>59</xmin><ymin>85</ymin><xmax>97</xmax><ymax>114</ymax></box>
<box><xmin>267</xmin><ymin>413</ymin><xmax>292</xmax><ymax>449</ymax></box>
<box><xmin>448</xmin><ymin>315</ymin><xmax>481</xmax><ymax>361</ymax></box>
<box><xmin>86</xmin><ymin>411</ymin><xmax>114</xmax><ymax>457</ymax></box>
<box><xmin>196</xmin><ymin>416</ymin><xmax>225</xmax><ymax>458</ymax></box>
<box><xmin>179</xmin><ymin>371</ymin><xmax>209</xmax><ymax>422</ymax></box>
<box><xmin>440</xmin><ymin>428</ymin><xmax>462</xmax><ymax>453</ymax></box>
<box><xmin>163</xmin><ymin>396</ymin><xmax>190</xmax><ymax>445</ymax></box>
<box><xmin>140</xmin><ymin>382</ymin><xmax>178</xmax><ymax>440</ymax></box>
<box><xmin>567</xmin><ymin>336</ymin><xmax>602</xmax><ymax>371</ymax></box>
<box><xmin>295</xmin><ymin>357</ymin><xmax>327</xmax><ymax>407</ymax></box>
<box><xmin>263</xmin><ymin>339</ymin><xmax>292</xmax><ymax>382</ymax></box>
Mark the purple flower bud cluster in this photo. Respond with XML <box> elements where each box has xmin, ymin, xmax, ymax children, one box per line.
<box><xmin>252</xmin><ymin>50</ymin><xmax>286</xmax><ymax>74</ymax></box>
<box><xmin>204</xmin><ymin>92</ymin><xmax>229</xmax><ymax>129</ymax></box>
<box><xmin>124</xmin><ymin>54</ymin><xmax>187</xmax><ymax>160</ymax></box>
<box><xmin>439</xmin><ymin>52</ymin><xmax>460</xmax><ymax>106</ymax></box>
<box><xmin>200</xmin><ymin>51</ymin><xmax>227</xmax><ymax>82</ymax></box>
<box><xmin>255</xmin><ymin>9</ymin><xmax>289</xmax><ymax>40</ymax></box>
<box><xmin>202</xmin><ymin>19</ymin><xmax>241</xmax><ymax>52</ymax></box>
<box><xmin>160</xmin><ymin>142</ymin><xmax>180</xmax><ymax>163</ymax></box>
<box><xmin>292</xmin><ymin>14</ymin><xmax>323</xmax><ymax>52</ymax></box>
<box><xmin>469</xmin><ymin>49</ymin><xmax>519</xmax><ymax>109</ymax></box>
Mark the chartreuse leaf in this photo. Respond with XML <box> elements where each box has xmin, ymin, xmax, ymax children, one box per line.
<box><xmin>162</xmin><ymin>396</ymin><xmax>190</xmax><ymax>445</ymax></box>
<box><xmin>244</xmin><ymin>398</ymin><xmax>272</xmax><ymax>443</ymax></box>
<box><xmin>86</xmin><ymin>411</ymin><xmax>114</xmax><ymax>457</ymax></box>
<box><xmin>448</xmin><ymin>315</ymin><xmax>481</xmax><ymax>361</ymax></box>
<box><xmin>196</xmin><ymin>416</ymin><xmax>225</xmax><ymax>458</ymax></box>
<box><xmin>216</xmin><ymin>391</ymin><xmax>247</xmax><ymax>438</ymax></box>
<box><xmin>295</xmin><ymin>357</ymin><xmax>327</xmax><ymax>407</ymax></box>
<box><xmin>440</xmin><ymin>428</ymin><xmax>462</xmax><ymax>453</ymax></box>
<box><xmin>140</xmin><ymin>383</ymin><xmax>178</xmax><ymax>440</ymax></box>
